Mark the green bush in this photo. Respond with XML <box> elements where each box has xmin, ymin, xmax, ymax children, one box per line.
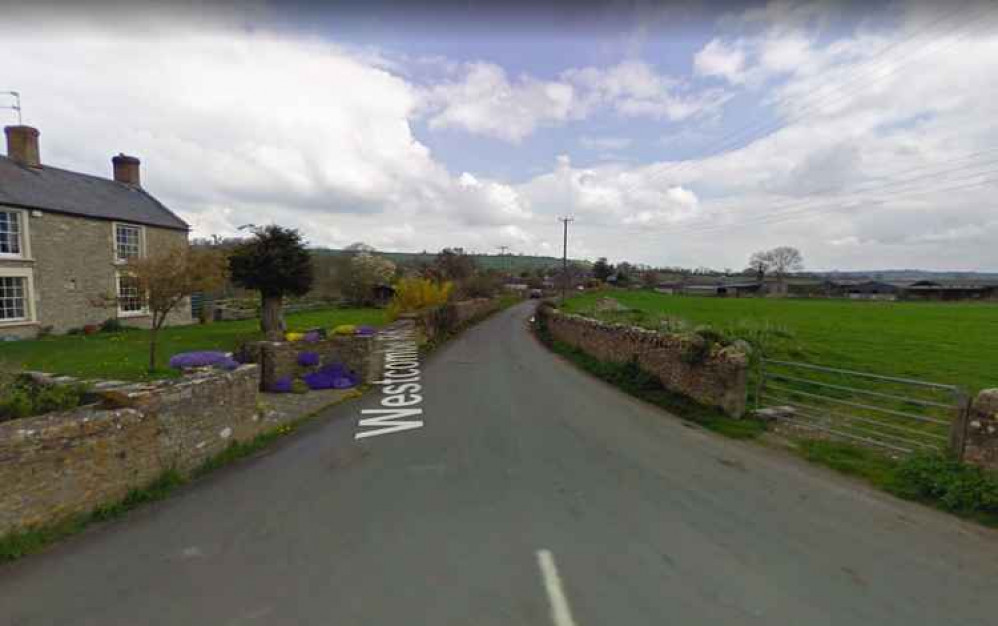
<box><xmin>0</xmin><ymin>387</ymin><xmax>33</xmax><ymax>421</ymax></box>
<box><xmin>680</xmin><ymin>335</ymin><xmax>712</xmax><ymax>366</ymax></box>
<box><xmin>890</xmin><ymin>452</ymin><xmax>998</xmax><ymax>513</ymax></box>
<box><xmin>0</xmin><ymin>378</ymin><xmax>90</xmax><ymax>422</ymax></box>
<box><xmin>99</xmin><ymin>318</ymin><xmax>125</xmax><ymax>333</ymax></box>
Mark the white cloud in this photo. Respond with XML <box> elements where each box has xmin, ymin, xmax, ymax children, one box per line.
<box><xmin>422</xmin><ymin>62</ymin><xmax>576</xmax><ymax>142</ymax></box>
<box><xmin>694</xmin><ymin>39</ymin><xmax>747</xmax><ymax>84</ymax></box>
<box><xmin>564</xmin><ymin>60</ymin><xmax>730</xmax><ymax>122</ymax></box>
<box><xmin>421</xmin><ymin>59</ymin><xmax>731</xmax><ymax>143</ymax></box>
<box><xmin>0</xmin><ymin>22</ymin><xmax>533</xmax><ymax>247</ymax></box>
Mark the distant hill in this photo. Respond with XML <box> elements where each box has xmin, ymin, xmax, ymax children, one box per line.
<box><xmin>310</xmin><ymin>248</ymin><xmax>584</xmax><ymax>273</ymax></box>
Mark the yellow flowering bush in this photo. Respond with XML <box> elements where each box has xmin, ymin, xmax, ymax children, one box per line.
<box><xmin>332</xmin><ymin>325</ymin><xmax>356</xmax><ymax>336</ymax></box>
<box><xmin>387</xmin><ymin>278</ymin><xmax>453</xmax><ymax>319</ymax></box>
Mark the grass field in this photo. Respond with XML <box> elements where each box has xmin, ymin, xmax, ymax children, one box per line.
<box><xmin>0</xmin><ymin>307</ymin><xmax>387</xmax><ymax>381</ymax></box>
<box><xmin>563</xmin><ymin>290</ymin><xmax>998</xmax><ymax>392</ymax></box>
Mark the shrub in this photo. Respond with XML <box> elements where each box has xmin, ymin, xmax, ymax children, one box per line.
<box><xmin>458</xmin><ymin>273</ymin><xmax>501</xmax><ymax>299</ymax></box>
<box><xmin>297</xmin><ymin>351</ymin><xmax>320</xmax><ymax>367</ymax></box>
<box><xmin>693</xmin><ymin>325</ymin><xmax>730</xmax><ymax>347</ymax></box>
<box><xmin>302</xmin><ymin>330</ymin><xmax>321</xmax><ymax>343</ymax></box>
<box><xmin>0</xmin><ymin>378</ymin><xmax>89</xmax><ymax>422</ymax></box>
<box><xmin>332</xmin><ymin>324</ymin><xmax>356</xmax><ymax>336</ymax></box>
<box><xmin>285</xmin><ymin>332</ymin><xmax>305</xmax><ymax>342</ymax></box>
<box><xmin>890</xmin><ymin>452</ymin><xmax>998</xmax><ymax>513</ymax></box>
<box><xmin>680</xmin><ymin>334</ymin><xmax>712</xmax><ymax>366</ymax></box>
<box><xmin>302</xmin><ymin>363</ymin><xmax>358</xmax><ymax>390</ymax></box>
<box><xmin>99</xmin><ymin>318</ymin><xmax>125</xmax><ymax>333</ymax></box>
<box><xmin>387</xmin><ymin>278</ymin><xmax>453</xmax><ymax>319</ymax></box>
<box><xmin>168</xmin><ymin>351</ymin><xmax>239</xmax><ymax>371</ymax></box>
<box><xmin>0</xmin><ymin>387</ymin><xmax>32</xmax><ymax>422</ymax></box>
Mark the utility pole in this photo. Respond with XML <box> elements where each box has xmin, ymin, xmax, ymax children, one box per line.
<box><xmin>558</xmin><ymin>217</ymin><xmax>574</xmax><ymax>303</ymax></box>
<box><xmin>1</xmin><ymin>91</ymin><xmax>22</xmax><ymax>125</ymax></box>
<box><xmin>496</xmin><ymin>245</ymin><xmax>510</xmax><ymax>276</ymax></box>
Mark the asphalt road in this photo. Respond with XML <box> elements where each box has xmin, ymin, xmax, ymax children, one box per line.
<box><xmin>3</xmin><ymin>301</ymin><xmax>998</xmax><ymax>625</ymax></box>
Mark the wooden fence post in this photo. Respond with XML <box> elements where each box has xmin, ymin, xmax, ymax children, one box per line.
<box><xmin>949</xmin><ymin>389</ymin><xmax>972</xmax><ymax>461</ymax></box>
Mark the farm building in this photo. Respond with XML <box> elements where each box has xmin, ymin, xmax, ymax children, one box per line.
<box><xmin>900</xmin><ymin>280</ymin><xmax>997</xmax><ymax>301</ymax></box>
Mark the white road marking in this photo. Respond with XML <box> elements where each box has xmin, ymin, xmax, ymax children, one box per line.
<box><xmin>537</xmin><ymin>549</ymin><xmax>579</xmax><ymax>626</ymax></box>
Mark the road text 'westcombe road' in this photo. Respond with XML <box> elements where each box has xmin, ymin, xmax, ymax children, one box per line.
<box><xmin>355</xmin><ymin>326</ymin><xmax>424</xmax><ymax>440</ymax></box>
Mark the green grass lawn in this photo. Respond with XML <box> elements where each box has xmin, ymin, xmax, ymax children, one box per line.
<box><xmin>563</xmin><ymin>290</ymin><xmax>998</xmax><ymax>392</ymax></box>
<box><xmin>0</xmin><ymin>307</ymin><xmax>387</xmax><ymax>381</ymax></box>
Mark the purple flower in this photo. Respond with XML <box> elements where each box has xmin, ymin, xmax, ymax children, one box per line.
<box><xmin>297</xmin><ymin>351</ymin><xmax>320</xmax><ymax>367</ymax></box>
<box><xmin>303</xmin><ymin>362</ymin><xmax>358</xmax><ymax>390</ymax></box>
<box><xmin>269</xmin><ymin>376</ymin><xmax>293</xmax><ymax>393</ymax></box>
<box><xmin>169</xmin><ymin>351</ymin><xmax>234</xmax><ymax>370</ymax></box>
<box><xmin>303</xmin><ymin>331</ymin><xmax>322</xmax><ymax>343</ymax></box>
<box><xmin>354</xmin><ymin>325</ymin><xmax>376</xmax><ymax>337</ymax></box>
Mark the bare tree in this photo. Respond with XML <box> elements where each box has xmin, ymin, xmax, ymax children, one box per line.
<box><xmin>748</xmin><ymin>246</ymin><xmax>804</xmax><ymax>285</ymax></box>
<box><xmin>748</xmin><ymin>250</ymin><xmax>772</xmax><ymax>282</ymax></box>
<box><xmin>124</xmin><ymin>245</ymin><xmax>227</xmax><ymax>371</ymax></box>
<box><xmin>767</xmin><ymin>246</ymin><xmax>804</xmax><ymax>282</ymax></box>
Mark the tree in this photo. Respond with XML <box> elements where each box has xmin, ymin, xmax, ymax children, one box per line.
<box><xmin>615</xmin><ymin>261</ymin><xmax>634</xmax><ymax>287</ymax></box>
<box><xmin>641</xmin><ymin>270</ymin><xmax>660</xmax><ymax>289</ymax></box>
<box><xmin>768</xmin><ymin>246</ymin><xmax>804</xmax><ymax>281</ymax></box>
<box><xmin>344</xmin><ymin>242</ymin><xmax>376</xmax><ymax>254</ymax></box>
<box><xmin>229</xmin><ymin>225</ymin><xmax>314</xmax><ymax>340</ymax></box>
<box><xmin>748</xmin><ymin>246</ymin><xmax>804</xmax><ymax>284</ymax></box>
<box><xmin>433</xmin><ymin>248</ymin><xmax>477</xmax><ymax>283</ymax></box>
<box><xmin>748</xmin><ymin>250</ymin><xmax>772</xmax><ymax>282</ymax></box>
<box><xmin>592</xmin><ymin>257</ymin><xmax>614</xmax><ymax>282</ymax></box>
<box><xmin>343</xmin><ymin>253</ymin><xmax>396</xmax><ymax>306</ymax></box>
<box><xmin>124</xmin><ymin>245</ymin><xmax>227</xmax><ymax>371</ymax></box>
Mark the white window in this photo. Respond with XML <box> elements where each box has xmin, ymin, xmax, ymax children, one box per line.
<box><xmin>116</xmin><ymin>273</ymin><xmax>147</xmax><ymax>316</ymax></box>
<box><xmin>0</xmin><ymin>276</ymin><xmax>27</xmax><ymax>321</ymax></box>
<box><xmin>0</xmin><ymin>210</ymin><xmax>21</xmax><ymax>256</ymax></box>
<box><xmin>115</xmin><ymin>223</ymin><xmax>143</xmax><ymax>262</ymax></box>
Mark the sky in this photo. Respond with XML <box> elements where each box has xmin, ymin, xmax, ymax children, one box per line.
<box><xmin>2</xmin><ymin>0</ymin><xmax>998</xmax><ymax>271</ymax></box>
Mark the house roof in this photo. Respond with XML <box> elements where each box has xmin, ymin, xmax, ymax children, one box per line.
<box><xmin>0</xmin><ymin>156</ymin><xmax>189</xmax><ymax>231</ymax></box>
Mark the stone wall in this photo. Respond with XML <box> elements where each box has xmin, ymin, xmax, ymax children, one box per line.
<box><xmin>409</xmin><ymin>297</ymin><xmax>501</xmax><ymax>342</ymax></box>
<box><xmin>0</xmin><ymin>366</ymin><xmax>261</xmax><ymax>536</ymax></box>
<box><xmin>251</xmin><ymin>335</ymin><xmax>380</xmax><ymax>392</ymax></box>
<box><xmin>963</xmin><ymin>389</ymin><xmax>998</xmax><ymax>471</ymax></box>
<box><xmin>538</xmin><ymin>304</ymin><xmax>749</xmax><ymax>417</ymax></box>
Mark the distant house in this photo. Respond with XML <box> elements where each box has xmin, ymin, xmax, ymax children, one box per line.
<box><xmin>0</xmin><ymin>125</ymin><xmax>192</xmax><ymax>338</ymax></box>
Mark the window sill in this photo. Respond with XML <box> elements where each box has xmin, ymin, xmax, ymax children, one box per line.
<box><xmin>117</xmin><ymin>311</ymin><xmax>150</xmax><ymax>319</ymax></box>
<box><xmin>0</xmin><ymin>256</ymin><xmax>33</xmax><ymax>262</ymax></box>
<box><xmin>0</xmin><ymin>319</ymin><xmax>38</xmax><ymax>328</ymax></box>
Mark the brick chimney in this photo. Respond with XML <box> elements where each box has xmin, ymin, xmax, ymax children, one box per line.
<box><xmin>112</xmin><ymin>153</ymin><xmax>141</xmax><ymax>187</ymax></box>
<box><xmin>4</xmin><ymin>125</ymin><xmax>41</xmax><ymax>168</ymax></box>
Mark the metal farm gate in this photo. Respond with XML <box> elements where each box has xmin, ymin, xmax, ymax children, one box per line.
<box><xmin>756</xmin><ymin>359</ymin><xmax>971</xmax><ymax>457</ymax></box>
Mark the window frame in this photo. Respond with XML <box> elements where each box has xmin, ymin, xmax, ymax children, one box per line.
<box><xmin>0</xmin><ymin>267</ymin><xmax>36</xmax><ymax>325</ymax></box>
<box><xmin>113</xmin><ymin>222</ymin><xmax>145</xmax><ymax>264</ymax></box>
<box><xmin>0</xmin><ymin>207</ymin><xmax>30</xmax><ymax>260</ymax></box>
<box><xmin>115</xmin><ymin>271</ymin><xmax>149</xmax><ymax>318</ymax></box>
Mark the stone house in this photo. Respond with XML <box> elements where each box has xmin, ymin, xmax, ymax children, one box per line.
<box><xmin>0</xmin><ymin>125</ymin><xmax>192</xmax><ymax>338</ymax></box>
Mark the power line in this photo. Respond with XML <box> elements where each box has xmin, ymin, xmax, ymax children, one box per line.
<box><xmin>614</xmin><ymin>2</ymin><xmax>994</xmax><ymax>199</ymax></box>
<box><xmin>626</xmin><ymin>170</ymin><xmax>998</xmax><ymax>239</ymax></box>
<box><xmin>608</xmin><ymin>150</ymin><xmax>998</xmax><ymax>238</ymax></box>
